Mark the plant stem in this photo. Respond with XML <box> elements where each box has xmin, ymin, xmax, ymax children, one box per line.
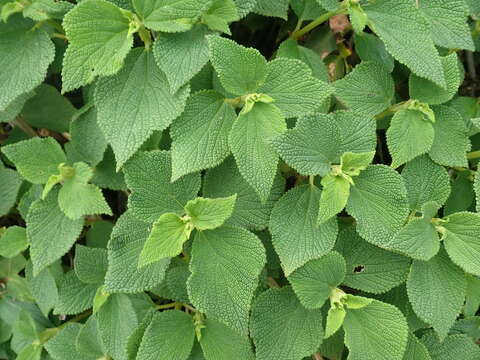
<box><xmin>52</xmin><ymin>33</ymin><xmax>67</xmax><ymax>40</ymax></box>
<box><xmin>11</xmin><ymin>116</ymin><xmax>37</xmax><ymax>137</ymax></box>
<box><xmin>374</xmin><ymin>101</ymin><xmax>409</xmax><ymax>121</ymax></box>
<box><xmin>309</xmin><ymin>175</ymin><xmax>315</xmax><ymax>186</ymax></box>
<box><xmin>291</xmin><ymin>10</ymin><xmax>342</xmax><ymax>40</ymax></box>
<box><xmin>467</xmin><ymin>150</ymin><xmax>480</xmax><ymax>160</ymax></box>
<box><xmin>156</xmin><ymin>302</ymin><xmax>178</xmax><ymax>310</ymax></box>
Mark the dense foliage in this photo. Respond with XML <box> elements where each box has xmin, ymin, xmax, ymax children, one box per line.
<box><xmin>1</xmin><ymin>0</ymin><xmax>480</xmax><ymax>359</ymax></box>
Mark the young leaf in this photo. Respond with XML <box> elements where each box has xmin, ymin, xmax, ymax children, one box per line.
<box><xmin>317</xmin><ymin>174</ymin><xmax>350</xmax><ymax>225</ymax></box>
<box><xmin>386</xmin><ymin>109</ymin><xmax>435</xmax><ymax>168</ymax></box>
<box><xmin>95</xmin><ymin>49</ymin><xmax>190</xmax><ymax>169</ymax></box>
<box><xmin>364</xmin><ymin>0</ymin><xmax>445</xmax><ymax>87</ymax></box>
<box><xmin>250</xmin><ymin>287</ymin><xmax>324</xmax><ymax>360</ymax></box>
<box><xmin>138</xmin><ymin>213</ymin><xmax>189</xmax><ymax>267</ymax></box>
<box><xmin>228</xmin><ymin>102</ymin><xmax>286</xmax><ymax>202</ymax></box>
<box><xmin>27</xmin><ymin>189</ymin><xmax>84</xmax><ymax>276</ymax></box>
<box><xmin>343</xmin><ymin>299</ymin><xmax>409</xmax><ymax>360</ymax></box>
<box><xmin>0</xmin><ymin>226</ymin><xmax>28</xmax><ymax>258</ymax></box>
<box><xmin>207</xmin><ymin>35</ymin><xmax>267</xmax><ymax>95</ymax></box>
<box><xmin>270</xmin><ymin>185</ymin><xmax>338</xmax><ymax>276</ymax></box>
<box><xmin>336</xmin><ymin>228</ymin><xmax>411</xmax><ymax>294</ymax></box>
<box><xmin>2</xmin><ymin>137</ymin><xmax>66</xmax><ymax>184</ymax></box>
<box><xmin>202</xmin><ymin>0</ymin><xmax>239</xmax><ymax>34</ymax></box>
<box><xmin>171</xmin><ymin>91</ymin><xmax>236</xmax><ymax>181</ymax></box>
<box><xmin>73</xmin><ymin>245</ymin><xmax>108</xmax><ymax>284</ymax></box>
<box><xmin>123</xmin><ymin>151</ymin><xmax>201</xmax><ymax>223</ymax></box>
<box><xmin>104</xmin><ymin>211</ymin><xmax>171</xmax><ymax>293</ymax></box>
<box><xmin>346</xmin><ymin>165</ymin><xmax>410</xmax><ymax>249</ymax></box>
<box><xmin>137</xmin><ymin>310</ymin><xmax>195</xmax><ymax>360</ymax></box>
<box><xmin>203</xmin><ymin>157</ymin><xmax>285</xmax><ymax>231</ymax></box>
<box><xmin>188</xmin><ymin>226</ymin><xmax>265</xmax><ymax>335</ymax></box>
<box><xmin>62</xmin><ymin>0</ymin><xmax>133</xmax><ymax>92</ymax></box>
<box><xmin>288</xmin><ymin>251</ymin><xmax>346</xmax><ymax>309</ymax></box>
<box><xmin>184</xmin><ymin>195</ymin><xmax>236</xmax><ymax>230</ymax></box>
<box><xmin>0</xmin><ymin>16</ymin><xmax>54</xmax><ymax>111</ymax></box>
<box><xmin>269</xmin><ymin>113</ymin><xmax>341</xmax><ymax>176</ymax></box>
<box><xmin>333</xmin><ymin>61</ymin><xmax>395</xmax><ymax>118</ymax></box>
<box><xmin>325</xmin><ymin>306</ymin><xmax>346</xmax><ymax>339</ymax></box>
<box><xmin>257</xmin><ymin>58</ymin><xmax>333</xmax><ymax>118</ymax></box>
<box><xmin>443</xmin><ymin>212</ymin><xmax>480</xmax><ymax>276</ymax></box>
<box><xmin>407</xmin><ymin>248</ymin><xmax>466</xmax><ymax>341</ymax></box>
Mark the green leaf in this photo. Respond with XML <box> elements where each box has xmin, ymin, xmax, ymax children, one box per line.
<box><xmin>26</xmin><ymin>188</ymin><xmax>84</xmax><ymax>276</ymax></box>
<box><xmin>364</xmin><ymin>0</ymin><xmax>445</xmax><ymax>87</ymax></box>
<box><xmin>233</xmin><ymin>0</ymin><xmax>255</xmax><ymax>17</ymax></box>
<box><xmin>62</xmin><ymin>0</ymin><xmax>133</xmax><ymax>92</ymax></box>
<box><xmin>335</xmin><ymin>110</ymin><xmax>377</xmax><ymax>155</ymax></box>
<box><xmin>133</xmin><ymin>0</ymin><xmax>211</xmax><ymax>32</ymax></box>
<box><xmin>138</xmin><ymin>213</ymin><xmax>189</xmax><ymax>267</ymax></box>
<box><xmin>354</xmin><ymin>32</ymin><xmax>394</xmax><ymax>72</ymax></box>
<box><xmin>343</xmin><ymin>299</ymin><xmax>409</xmax><ymax>360</ymax></box>
<box><xmin>45</xmin><ymin>324</ymin><xmax>91</xmax><ymax>360</ymax></box>
<box><xmin>269</xmin><ymin>113</ymin><xmax>341</xmax><ymax>176</ymax></box>
<box><xmin>95</xmin><ymin>49</ymin><xmax>190</xmax><ymax>169</ymax></box>
<box><xmin>104</xmin><ymin>211</ymin><xmax>171</xmax><ymax>293</ymax></box>
<box><xmin>202</xmin><ymin>0</ymin><xmax>239</xmax><ymax>34</ymax></box>
<box><xmin>229</xmin><ymin>102</ymin><xmax>286</xmax><ymax>202</ymax></box>
<box><xmin>317</xmin><ymin>174</ymin><xmax>350</xmax><ymax>225</ymax></box>
<box><xmin>153</xmin><ymin>26</ymin><xmax>212</xmax><ymax>92</ymax></box>
<box><xmin>124</xmin><ymin>151</ymin><xmax>201</xmax><ymax>223</ymax></box>
<box><xmin>207</xmin><ymin>35</ymin><xmax>267</xmax><ymax>95</ymax></box>
<box><xmin>289</xmin><ymin>251</ymin><xmax>346</xmax><ymax>309</ymax></box>
<box><xmin>86</xmin><ymin>220</ymin><xmax>113</xmax><ymax>249</ymax></box>
<box><xmin>22</xmin><ymin>0</ymin><xmax>74</xmax><ymax>22</ymax></box>
<box><xmin>258</xmin><ymin>58</ymin><xmax>333</xmax><ymax>118</ymax></box>
<box><xmin>402</xmin><ymin>155</ymin><xmax>451</xmax><ymax>211</ymax></box>
<box><xmin>445</xmin><ymin>171</ymin><xmax>474</xmax><ymax>215</ymax></box>
<box><xmin>25</xmin><ymin>262</ymin><xmax>59</xmax><ymax>317</ymax></box>
<box><xmin>54</xmin><ymin>271</ymin><xmax>98</xmax><ymax>315</ymax></box>
<box><xmin>0</xmin><ymin>16</ymin><xmax>54</xmax><ymax>111</ymax></box>
<box><xmin>203</xmin><ymin>157</ymin><xmax>285</xmax><ymax>231</ymax></box>
<box><xmin>346</xmin><ymin>165</ymin><xmax>410</xmax><ymax>248</ymax></box>
<box><xmin>410</xmin><ymin>53</ymin><xmax>462</xmax><ymax>106</ymax></box>
<box><xmin>407</xmin><ymin>248</ymin><xmax>466</xmax><ymax>340</ymax></box>
<box><xmin>429</xmin><ymin>105</ymin><xmax>470</xmax><ymax>168</ymax></box>
<box><xmin>325</xmin><ymin>306</ymin><xmax>346</xmax><ymax>339</ymax></box>
<box><xmin>386</xmin><ymin>109</ymin><xmax>435</xmax><ymax>168</ymax></box>
<box><xmin>76</xmin><ymin>315</ymin><xmax>106</xmax><ymax>358</ymax></box>
<box><xmin>0</xmin><ymin>91</ymin><xmax>33</xmax><ymax>124</ymax></box>
<box><xmin>73</xmin><ymin>245</ymin><xmax>108</xmax><ymax>284</ymax></box>
<box><xmin>422</xmin><ymin>331</ymin><xmax>480</xmax><ymax>360</ymax></box>
<box><xmin>0</xmin><ymin>226</ymin><xmax>28</xmax><ymax>258</ymax></box>
<box><xmin>315</xmin><ymin>0</ymin><xmax>339</xmax><ymax>11</ymax></box>
<box><xmin>137</xmin><ymin>310</ymin><xmax>195</xmax><ymax>360</ymax></box>
<box><xmin>126</xmin><ymin>309</ymin><xmax>154</xmax><ymax>360</ymax></box>
<box><xmin>443</xmin><ymin>212</ymin><xmax>480</xmax><ymax>276</ymax></box>
<box><xmin>340</xmin><ymin>151</ymin><xmax>375</xmax><ymax>176</ymax></box>
<box><xmin>188</xmin><ymin>226</ymin><xmax>265</xmax><ymax>335</ymax></box>
<box><xmin>199</xmin><ymin>318</ymin><xmax>255</xmax><ymax>360</ymax></box>
<box><xmin>58</xmin><ymin>162</ymin><xmax>112</xmax><ymax>220</ymax></box>
<box><xmin>253</xmin><ymin>0</ymin><xmax>288</xmax><ymax>19</ymax></box>
<box><xmin>17</xmin><ymin>344</ymin><xmax>42</xmax><ymax>360</ymax></box>
<box><xmin>390</xmin><ymin>218</ymin><xmax>440</xmax><ymax>261</ymax></box>
<box><xmin>418</xmin><ymin>0</ymin><xmax>474</xmax><ymax>51</ymax></box>
<box><xmin>170</xmin><ymin>91</ymin><xmax>236</xmax><ymax>181</ymax></box>
<box><xmin>336</xmin><ymin>228</ymin><xmax>411</xmax><ymax>294</ymax></box>
<box><xmin>2</xmin><ymin>137</ymin><xmax>66</xmax><ymax>184</ymax></box>
<box><xmin>333</xmin><ymin>62</ymin><xmax>395</xmax><ymax>118</ymax></box>
<box><xmin>185</xmin><ymin>195</ymin><xmax>236</xmax><ymax>230</ymax></box>
<box><xmin>402</xmin><ymin>332</ymin><xmax>431</xmax><ymax>360</ymax></box>
<box><xmin>250</xmin><ymin>287</ymin><xmax>324</xmax><ymax>360</ymax></box>
<box><xmin>270</xmin><ymin>184</ymin><xmax>338</xmax><ymax>276</ymax></box>
<box><xmin>91</xmin><ymin>147</ymin><xmax>126</xmax><ymax>191</ymax></box>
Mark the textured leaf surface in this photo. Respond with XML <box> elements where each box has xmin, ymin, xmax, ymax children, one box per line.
<box><xmin>250</xmin><ymin>287</ymin><xmax>324</xmax><ymax>360</ymax></box>
<box><xmin>343</xmin><ymin>299</ymin><xmax>408</xmax><ymax>360</ymax></box>
<box><xmin>407</xmin><ymin>249</ymin><xmax>466</xmax><ymax>340</ymax></box>
<box><xmin>269</xmin><ymin>113</ymin><xmax>341</xmax><ymax>176</ymax></box>
<box><xmin>333</xmin><ymin>62</ymin><xmax>394</xmax><ymax>118</ymax></box>
<box><xmin>386</xmin><ymin>109</ymin><xmax>435</xmax><ymax>168</ymax></box>
<box><xmin>270</xmin><ymin>185</ymin><xmax>338</xmax><ymax>275</ymax></box>
<box><xmin>74</xmin><ymin>245</ymin><xmax>108</xmax><ymax>284</ymax></box>
<box><xmin>229</xmin><ymin>102</ymin><xmax>286</xmax><ymax>202</ymax></box>
<box><xmin>335</xmin><ymin>110</ymin><xmax>377</xmax><ymax>156</ymax></box>
<box><xmin>25</xmin><ymin>262</ymin><xmax>58</xmax><ymax>317</ymax></box>
<box><xmin>317</xmin><ymin>174</ymin><xmax>350</xmax><ymax>225</ymax></box>
<box><xmin>0</xmin><ymin>16</ymin><xmax>54</xmax><ymax>111</ymax></box>
<box><xmin>364</xmin><ymin>0</ymin><xmax>445</xmax><ymax>87</ymax></box>
<box><xmin>346</xmin><ymin>165</ymin><xmax>409</xmax><ymax>248</ymax></box>
<box><xmin>188</xmin><ymin>226</ymin><xmax>265</xmax><ymax>335</ymax></box>
<box><xmin>203</xmin><ymin>157</ymin><xmax>285</xmax><ymax>230</ymax></box>
<box><xmin>336</xmin><ymin>228</ymin><xmax>410</xmax><ymax>294</ymax></box>
<box><xmin>45</xmin><ymin>324</ymin><xmax>92</xmax><ymax>360</ymax></box>
<box><xmin>402</xmin><ymin>332</ymin><xmax>431</xmax><ymax>360</ymax></box>
<box><xmin>288</xmin><ymin>252</ymin><xmax>346</xmax><ymax>309</ymax></box>
<box><xmin>54</xmin><ymin>271</ymin><xmax>98</xmax><ymax>315</ymax></box>
<box><xmin>258</xmin><ymin>58</ymin><xmax>333</xmax><ymax>118</ymax></box>
<box><xmin>137</xmin><ymin>310</ymin><xmax>195</xmax><ymax>360</ymax></box>
<box><xmin>429</xmin><ymin>106</ymin><xmax>470</xmax><ymax>168</ymax></box>
<box><xmin>170</xmin><ymin>91</ymin><xmax>236</xmax><ymax>181</ymax></box>
<box><xmin>185</xmin><ymin>195</ymin><xmax>236</xmax><ymax>230</ymax></box>
<box><xmin>62</xmin><ymin>0</ymin><xmax>133</xmax><ymax>92</ymax></box>
<box><xmin>124</xmin><ymin>151</ymin><xmax>201</xmax><ymax>223</ymax></box>
<box><xmin>422</xmin><ymin>332</ymin><xmax>480</xmax><ymax>360</ymax></box>
<box><xmin>27</xmin><ymin>189</ymin><xmax>83</xmax><ymax>276</ymax></box>
<box><xmin>104</xmin><ymin>211</ymin><xmax>171</xmax><ymax>293</ymax></box>
<box><xmin>95</xmin><ymin>49</ymin><xmax>189</xmax><ymax>169</ymax></box>
<box><xmin>2</xmin><ymin>137</ymin><xmax>66</xmax><ymax>184</ymax></box>
<box><xmin>0</xmin><ymin>166</ymin><xmax>22</xmax><ymax>217</ymax></box>
<box><xmin>354</xmin><ymin>32</ymin><xmax>394</xmax><ymax>72</ymax></box>
<box><xmin>253</xmin><ymin>0</ymin><xmax>288</xmax><ymax>19</ymax></box>
<box><xmin>207</xmin><ymin>35</ymin><xmax>267</xmax><ymax>95</ymax></box>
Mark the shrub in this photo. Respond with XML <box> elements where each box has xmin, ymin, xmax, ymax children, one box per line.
<box><xmin>1</xmin><ymin>0</ymin><xmax>480</xmax><ymax>359</ymax></box>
